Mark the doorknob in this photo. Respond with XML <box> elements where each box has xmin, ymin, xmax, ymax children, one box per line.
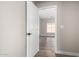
<box><xmin>26</xmin><ymin>33</ymin><xmax>32</xmax><ymax>35</ymax></box>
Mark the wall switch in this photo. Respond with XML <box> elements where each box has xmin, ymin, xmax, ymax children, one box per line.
<box><xmin>60</xmin><ymin>25</ymin><xmax>64</xmax><ymax>29</ymax></box>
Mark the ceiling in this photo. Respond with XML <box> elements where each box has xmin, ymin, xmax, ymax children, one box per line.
<box><xmin>33</xmin><ymin>1</ymin><xmax>57</xmax><ymax>8</ymax></box>
<box><xmin>33</xmin><ymin>1</ymin><xmax>57</xmax><ymax>21</ymax></box>
<box><xmin>39</xmin><ymin>6</ymin><xmax>56</xmax><ymax>20</ymax></box>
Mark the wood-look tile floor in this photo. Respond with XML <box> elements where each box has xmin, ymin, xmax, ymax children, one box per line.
<box><xmin>35</xmin><ymin>36</ymin><xmax>56</xmax><ymax>57</ymax></box>
<box><xmin>35</xmin><ymin>48</ymin><xmax>56</xmax><ymax>57</ymax></box>
<box><xmin>35</xmin><ymin>49</ymin><xmax>75</xmax><ymax>57</ymax></box>
<box><xmin>35</xmin><ymin>36</ymin><xmax>75</xmax><ymax>57</ymax></box>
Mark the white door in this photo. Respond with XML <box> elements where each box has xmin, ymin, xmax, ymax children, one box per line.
<box><xmin>27</xmin><ymin>2</ymin><xmax>39</xmax><ymax>57</ymax></box>
<box><xmin>0</xmin><ymin>2</ymin><xmax>25</xmax><ymax>57</ymax></box>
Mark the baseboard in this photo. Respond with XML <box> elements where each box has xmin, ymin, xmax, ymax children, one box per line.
<box><xmin>55</xmin><ymin>50</ymin><xmax>79</xmax><ymax>57</ymax></box>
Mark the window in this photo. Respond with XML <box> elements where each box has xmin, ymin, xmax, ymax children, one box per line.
<box><xmin>47</xmin><ymin>23</ymin><xmax>55</xmax><ymax>33</ymax></box>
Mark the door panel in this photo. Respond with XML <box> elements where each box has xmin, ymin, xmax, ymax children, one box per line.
<box><xmin>27</xmin><ymin>2</ymin><xmax>39</xmax><ymax>57</ymax></box>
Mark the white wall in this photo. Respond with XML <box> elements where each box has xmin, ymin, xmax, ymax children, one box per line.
<box><xmin>56</xmin><ymin>1</ymin><xmax>63</xmax><ymax>52</ymax></box>
<box><xmin>57</xmin><ymin>2</ymin><xmax>79</xmax><ymax>56</ymax></box>
<box><xmin>0</xmin><ymin>2</ymin><xmax>25</xmax><ymax>57</ymax></box>
<box><xmin>62</xmin><ymin>1</ymin><xmax>79</xmax><ymax>53</ymax></box>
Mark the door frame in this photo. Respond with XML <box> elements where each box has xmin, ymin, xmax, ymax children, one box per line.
<box><xmin>25</xmin><ymin>1</ymin><xmax>27</xmax><ymax>56</ymax></box>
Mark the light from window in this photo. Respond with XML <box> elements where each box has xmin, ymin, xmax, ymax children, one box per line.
<box><xmin>47</xmin><ymin>23</ymin><xmax>55</xmax><ymax>33</ymax></box>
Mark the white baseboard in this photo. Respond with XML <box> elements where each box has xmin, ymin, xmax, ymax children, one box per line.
<box><xmin>55</xmin><ymin>50</ymin><xmax>79</xmax><ymax>57</ymax></box>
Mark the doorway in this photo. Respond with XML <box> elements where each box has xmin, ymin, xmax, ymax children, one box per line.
<box><xmin>35</xmin><ymin>5</ymin><xmax>57</xmax><ymax>57</ymax></box>
<box><xmin>39</xmin><ymin>6</ymin><xmax>57</xmax><ymax>50</ymax></box>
